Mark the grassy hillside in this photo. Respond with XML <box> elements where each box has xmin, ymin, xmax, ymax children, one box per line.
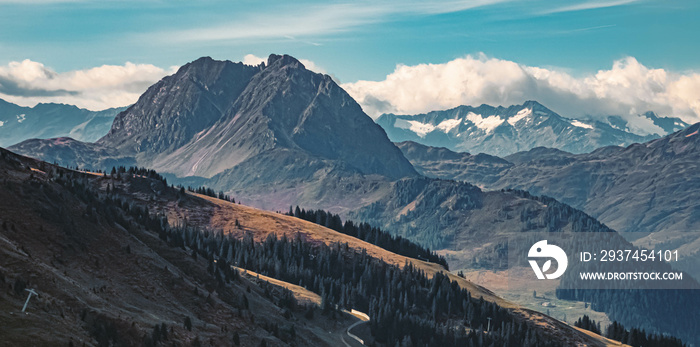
<box><xmin>0</xmin><ymin>149</ymin><xmax>359</xmax><ymax>346</ymax></box>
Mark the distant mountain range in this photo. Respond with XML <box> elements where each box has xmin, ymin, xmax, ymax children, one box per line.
<box><xmin>398</xmin><ymin>124</ymin><xmax>700</xmax><ymax>237</ymax></box>
<box><xmin>398</xmin><ymin>126</ymin><xmax>700</xmax><ymax>279</ymax></box>
<box><xmin>376</xmin><ymin>101</ymin><xmax>689</xmax><ymax>157</ymax></box>
<box><xmin>0</xmin><ymin>98</ymin><xmax>126</xmax><ymax>147</ymax></box>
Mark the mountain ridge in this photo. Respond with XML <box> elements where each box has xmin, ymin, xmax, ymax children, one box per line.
<box><xmin>0</xmin><ymin>98</ymin><xmax>126</xmax><ymax>147</ymax></box>
<box><xmin>376</xmin><ymin>100</ymin><xmax>689</xmax><ymax>157</ymax></box>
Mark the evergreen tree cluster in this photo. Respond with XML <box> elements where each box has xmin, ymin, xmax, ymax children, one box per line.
<box><xmin>557</xmin><ymin>288</ymin><xmax>697</xmax><ymax>346</ymax></box>
<box><xmin>166</xmin><ymin>230</ymin><xmax>556</xmax><ymax>346</ymax></box>
<box><xmin>109</xmin><ymin>166</ymin><xmax>168</xmax><ymax>185</ymax></box>
<box><xmin>573</xmin><ymin>315</ymin><xmax>601</xmax><ymax>335</ymax></box>
<box><xmin>575</xmin><ymin>315</ymin><xmax>685</xmax><ymax>347</ymax></box>
<box><xmin>288</xmin><ymin>206</ymin><xmax>449</xmax><ymax>269</ymax></box>
<box><xmin>605</xmin><ymin>320</ymin><xmax>686</xmax><ymax>347</ymax></box>
<box><xmin>186</xmin><ymin>185</ymin><xmax>235</xmax><ymax>203</ymax></box>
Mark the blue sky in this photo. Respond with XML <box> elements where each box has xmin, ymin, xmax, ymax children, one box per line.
<box><xmin>0</xmin><ymin>0</ymin><xmax>699</xmax><ymax>122</ymax></box>
<box><xmin>1</xmin><ymin>0</ymin><xmax>697</xmax><ymax>81</ymax></box>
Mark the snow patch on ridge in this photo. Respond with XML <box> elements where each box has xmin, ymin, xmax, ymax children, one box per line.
<box><xmin>394</xmin><ymin>118</ymin><xmax>435</xmax><ymax>138</ymax></box>
<box><xmin>570</xmin><ymin>120</ymin><xmax>594</xmax><ymax>129</ymax></box>
<box><xmin>508</xmin><ymin>108</ymin><xmax>531</xmax><ymax>126</ymax></box>
<box><xmin>436</xmin><ymin>119</ymin><xmax>461</xmax><ymax>133</ymax></box>
<box><xmin>466</xmin><ymin>112</ymin><xmax>504</xmax><ymax>133</ymax></box>
<box><xmin>625</xmin><ymin>114</ymin><xmax>666</xmax><ymax>136</ymax></box>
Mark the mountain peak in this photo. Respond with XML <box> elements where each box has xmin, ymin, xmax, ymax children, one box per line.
<box><xmin>522</xmin><ymin>100</ymin><xmax>542</xmax><ymax>107</ymax></box>
<box><xmin>192</xmin><ymin>56</ymin><xmax>216</xmax><ymax>64</ymax></box>
<box><xmin>20</xmin><ymin>53</ymin><xmax>416</xmax><ymax>184</ymax></box>
<box><xmin>179</xmin><ymin>56</ymin><xmax>224</xmax><ymax>71</ymax></box>
<box><xmin>266</xmin><ymin>54</ymin><xmax>304</xmax><ymax>69</ymax></box>
<box><xmin>520</xmin><ymin>100</ymin><xmax>555</xmax><ymax>114</ymax></box>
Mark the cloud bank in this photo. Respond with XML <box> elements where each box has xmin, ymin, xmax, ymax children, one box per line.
<box><xmin>341</xmin><ymin>54</ymin><xmax>700</xmax><ymax>124</ymax></box>
<box><xmin>0</xmin><ymin>59</ymin><xmax>176</xmax><ymax>110</ymax></box>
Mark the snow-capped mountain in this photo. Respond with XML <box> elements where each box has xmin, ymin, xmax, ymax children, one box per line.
<box><xmin>604</xmin><ymin>111</ymin><xmax>688</xmax><ymax>136</ymax></box>
<box><xmin>375</xmin><ymin>101</ymin><xmax>689</xmax><ymax>157</ymax></box>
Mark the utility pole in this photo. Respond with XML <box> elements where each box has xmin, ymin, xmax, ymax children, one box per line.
<box><xmin>22</xmin><ymin>289</ymin><xmax>38</xmax><ymax>313</ymax></box>
<box><xmin>486</xmin><ymin>317</ymin><xmax>492</xmax><ymax>333</ymax></box>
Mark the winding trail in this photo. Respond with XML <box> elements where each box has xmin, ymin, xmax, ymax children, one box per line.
<box><xmin>346</xmin><ymin>319</ymin><xmax>367</xmax><ymax>345</ymax></box>
<box><xmin>342</xmin><ymin>309</ymin><xmax>370</xmax><ymax>346</ymax></box>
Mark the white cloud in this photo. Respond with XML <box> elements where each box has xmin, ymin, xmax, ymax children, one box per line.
<box><xmin>0</xmin><ymin>59</ymin><xmax>176</xmax><ymax>110</ymax></box>
<box><xmin>242</xmin><ymin>54</ymin><xmax>266</xmax><ymax>66</ymax></box>
<box><xmin>341</xmin><ymin>54</ymin><xmax>700</xmax><ymax>125</ymax></box>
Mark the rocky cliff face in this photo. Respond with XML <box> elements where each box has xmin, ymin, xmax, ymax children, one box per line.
<box><xmin>99</xmin><ymin>57</ymin><xmax>261</xmax><ymax>155</ymax></box>
<box><xmin>92</xmin><ymin>54</ymin><xmax>416</xmax><ymax>181</ymax></box>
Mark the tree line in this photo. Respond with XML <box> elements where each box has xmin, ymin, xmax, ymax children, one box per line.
<box><xmin>575</xmin><ymin>315</ymin><xmax>685</xmax><ymax>347</ymax></box>
<box><xmin>185</xmin><ymin>185</ymin><xmax>235</xmax><ymax>203</ymax></box>
<box><xmin>287</xmin><ymin>206</ymin><xmax>449</xmax><ymax>269</ymax></box>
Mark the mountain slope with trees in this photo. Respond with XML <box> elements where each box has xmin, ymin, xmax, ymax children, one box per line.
<box><xmin>0</xmin><ymin>148</ymin><xmax>359</xmax><ymax>346</ymax></box>
<box><xmin>0</xmin><ymin>147</ymin><xmax>618</xmax><ymax>346</ymax></box>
